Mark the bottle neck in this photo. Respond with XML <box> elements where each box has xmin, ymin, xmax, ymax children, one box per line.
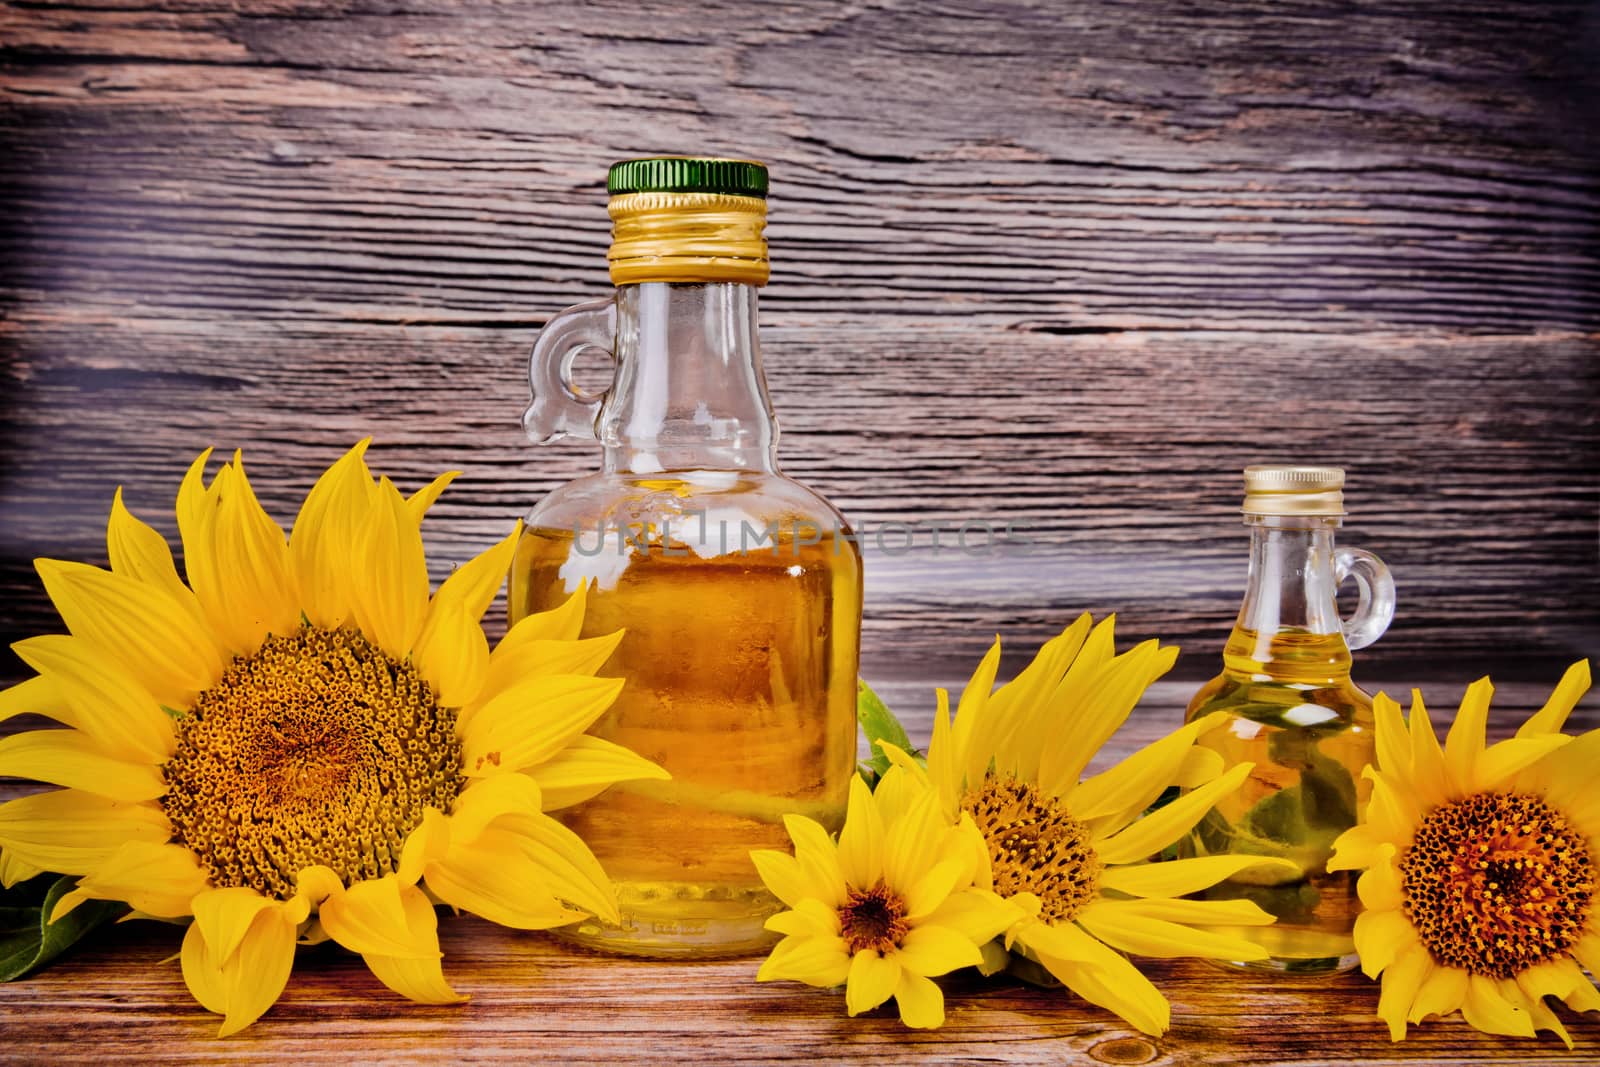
<box><xmin>1224</xmin><ymin>514</ymin><xmax>1353</xmax><ymax>683</ymax></box>
<box><xmin>598</xmin><ymin>281</ymin><xmax>778</xmax><ymax>475</ymax></box>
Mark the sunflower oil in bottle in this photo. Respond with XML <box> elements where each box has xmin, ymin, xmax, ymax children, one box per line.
<box><xmin>1180</xmin><ymin>466</ymin><xmax>1395</xmax><ymax>974</ymax></box>
<box><xmin>510</xmin><ymin>158</ymin><xmax>862</xmax><ymax>958</ymax></box>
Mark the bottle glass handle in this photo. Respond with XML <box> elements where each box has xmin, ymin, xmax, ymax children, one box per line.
<box><xmin>1334</xmin><ymin>546</ymin><xmax>1395</xmax><ymax>651</ymax></box>
<box><xmin>523</xmin><ymin>296</ymin><xmax>617</xmax><ymax>444</ymax></box>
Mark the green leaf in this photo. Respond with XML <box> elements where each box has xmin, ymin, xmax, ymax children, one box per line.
<box><xmin>0</xmin><ymin>874</ymin><xmax>126</xmax><ymax>982</ymax></box>
<box><xmin>856</xmin><ymin>678</ymin><xmax>919</xmax><ymax>784</ymax></box>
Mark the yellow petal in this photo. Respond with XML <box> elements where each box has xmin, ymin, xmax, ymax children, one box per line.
<box><xmin>289</xmin><ymin>440</ymin><xmax>377</xmax><ymax>629</ymax></box>
<box><xmin>412</xmin><ymin>524</ymin><xmax>523</xmax><ymax>707</ymax></box>
<box><xmin>1443</xmin><ymin>677</ymin><xmax>1493</xmax><ymax>794</ymax></box>
<box><xmin>494</xmin><ymin>581</ymin><xmax>589</xmax><ymax>650</ymax></box>
<box><xmin>1408</xmin><ymin>692</ymin><xmax>1451</xmax><ymax>806</ymax></box>
<box><xmin>893</xmin><ymin>970</ymin><xmax>945</xmax><ymax>1029</ymax></box>
<box><xmin>182</xmin><ymin>893</ymin><xmax>298</xmax><ymax>1038</ymax></box>
<box><xmin>519</xmin><ymin>735</ymin><xmax>667</xmax><ymax>812</ymax></box>
<box><xmin>0</xmin><ymin>675</ymin><xmax>64</xmax><ymax>728</ymax></box>
<box><xmin>925</xmin><ymin>688</ymin><xmax>960</xmax><ymax>817</ymax></box>
<box><xmin>349</xmin><ymin>476</ymin><xmax>431</xmax><ymax>660</ymax></box>
<box><xmin>1515</xmin><ymin>659</ymin><xmax>1590</xmax><ymax>738</ymax></box>
<box><xmin>919</xmin><ymin>888</ymin><xmax>1021</xmax><ymax>946</ymax></box>
<box><xmin>459</xmin><ymin>674</ymin><xmax>624</xmax><ymax>777</ymax></box>
<box><xmin>1408</xmin><ymin>962</ymin><xmax>1468</xmax><ymax>1023</ymax></box>
<box><xmin>1377</xmin><ymin>944</ymin><xmax>1432</xmax><ymax>1041</ymax></box>
<box><xmin>756</xmin><ymin>933</ymin><xmax>850</xmax><ymax>987</ymax></box>
<box><xmin>447</xmin><ymin>773</ymin><xmax>543</xmax><ymax>843</ymax></box>
<box><xmin>1070</xmin><ymin>714</ymin><xmax>1216</xmax><ymax>827</ymax></box>
<box><xmin>904</xmin><ymin>858</ymin><xmax>967</xmax><ymax>921</ymax></box>
<box><xmin>1372</xmin><ymin>691</ymin><xmax>1410</xmax><ymax>780</ymax></box>
<box><xmin>50</xmin><ymin>841</ymin><xmax>207</xmax><ymax>921</ymax></box>
<box><xmin>1353</xmin><ymin>907</ymin><xmax>1419</xmax><ymax>978</ymax></box>
<box><xmin>1328</xmin><ymin>823</ymin><xmax>1384</xmax><ymax>873</ymax></box>
<box><xmin>783</xmin><ymin>814</ymin><xmax>847</xmax><ymax>909</ymax></box>
<box><xmin>951</xmin><ymin>636</ymin><xmax>1002</xmax><ymax>785</ymax></box>
<box><xmin>405</xmin><ymin>470</ymin><xmax>459</xmax><ymax>526</ymax></box>
<box><xmin>1502</xmin><ymin>977</ymin><xmax>1572</xmax><ymax>1049</ymax></box>
<box><xmin>882</xmin><ymin>790</ymin><xmax>947</xmax><ymax>892</ymax></box>
<box><xmin>0</xmin><ymin>848</ymin><xmax>44</xmax><ymax>888</ymax></box>
<box><xmin>478</xmin><ymin>634</ymin><xmax>624</xmax><ymax>718</ymax></box>
<box><xmin>1099</xmin><ymin>855</ymin><xmax>1300</xmax><ymax>897</ymax></box>
<box><xmin>984</xmin><ymin>617</ymin><xmax>1091</xmax><ymax>777</ymax></box>
<box><xmin>1518</xmin><ymin>956</ymin><xmax>1600</xmax><ymax>1016</ymax></box>
<box><xmin>432</xmin><ymin>522</ymin><xmax>519</xmax><ymax>624</ymax></box>
<box><xmin>845</xmin><ymin>948</ymin><xmax>901</xmax><ymax>1016</ymax></box>
<box><xmin>411</xmin><ymin>596</ymin><xmax>491</xmax><ymax>709</ymax></box>
<box><xmin>106</xmin><ymin>486</ymin><xmax>200</xmax><ymax>615</ymax></box>
<box><xmin>836</xmin><ymin>774</ymin><xmax>885</xmax><ymax>888</ymax></box>
<box><xmin>1036</xmin><ymin>620</ymin><xmax>1152</xmax><ymax>790</ymax></box>
<box><xmin>1097</xmin><ymin>896</ymin><xmax>1274</xmax><ymax>926</ymax></box>
<box><xmin>765</xmin><ymin>898</ymin><xmax>841</xmax><ymax>939</ymax></box>
<box><xmin>1076</xmin><ymin>900</ymin><xmax>1270</xmax><ymax>960</ymax></box>
<box><xmin>1024</xmin><ymin>918</ymin><xmax>1170</xmax><ymax>1035</ymax></box>
<box><xmin>496</xmin><ymin>811</ymin><xmax>622</xmax><ymax>924</ymax></box>
<box><xmin>0</xmin><ymin>729</ymin><xmax>166</xmax><ymax>801</ymax></box>
<box><xmin>1475</xmin><ymin>735</ymin><xmax>1571</xmax><ymax>792</ymax></box>
<box><xmin>752</xmin><ymin>849</ymin><xmax>827</xmax><ymax>912</ymax></box>
<box><xmin>361</xmin><ymin>884</ymin><xmax>467</xmax><ymax>1006</ymax></box>
<box><xmin>13</xmin><ymin>635</ymin><xmax>174</xmax><ymax>760</ymax></box>
<box><xmin>211</xmin><ymin>455</ymin><xmax>300</xmax><ymax>650</ymax></box>
<box><xmin>1356</xmin><ymin>845</ymin><xmax>1403</xmax><ymax>911</ymax></box>
<box><xmin>0</xmin><ymin>789</ymin><xmax>169</xmax><ymax>874</ymax></box>
<box><xmin>1094</xmin><ymin>761</ymin><xmax>1253</xmax><ymax>865</ymax></box>
<box><xmin>1460</xmin><ymin>972</ymin><xmax>1535</xmax><ymax>1038</ymax></box>
<box><xmin>175</xmin><ymin>448</ymin><xmax>227</xmax><ymax>642</ymax></box>
<box><xmin>319</xmin><ymin>875</ymin><xmax>440</xmax><ymax>960</ymax></box>
<box><xmin>895</xmin><ymin>923</ymin><xmax>982</xmax><ymax>978</ymax></box>
<box><xmin>191</xmin><ymin>887</ymin><xmax>278</xmax><ymax>963</ymax></box>
<box><xmin>1172</xmin><ymin>744</ymin><xmax>1224</xmax><ymax>789</ymax></box>
<box><xmin>34</xmin><ymin>558</ymin><xmax>222</xmax><ymax>710</ymax></box>
<box><xmin>420</xmin><ymin>828</ymin><xmax>586</xmax><ymax>930</ymax></box>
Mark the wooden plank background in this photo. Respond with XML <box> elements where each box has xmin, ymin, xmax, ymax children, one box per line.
<box><xmin>0</xmin><ymin>0</ymin><xmax>1596</xmax><ymax>686</ymax></box>
<box><xmin>0</xmin><ymin>3</ymin><xmax>1598</xmax><ymax>1057</ymax></box>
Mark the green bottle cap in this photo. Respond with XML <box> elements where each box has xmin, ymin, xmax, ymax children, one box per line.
<box><xmin>607</xmin><ymin>157</ymin><xmax>768</xmax><ymax>199</ymax></box>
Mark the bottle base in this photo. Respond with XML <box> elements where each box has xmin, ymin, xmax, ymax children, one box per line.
<box><xmin>550</xmin><ymin>880</ymin><xmax>781</xmax><ymax>960</ymax></box>
<box><xmin>1207</xmin><ymin>953</ymin><xmax>1360</xmax><ymax>976</ymax></box>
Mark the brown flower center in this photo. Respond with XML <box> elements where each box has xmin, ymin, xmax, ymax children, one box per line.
<box><xmin>162</xmin><ymin>625</ymin><xmax>463</xmax><ymax>899</ymax></box>
<box><xmin>961</xmin><ymin>775</ymin><xmax>1101</xmax><ymax>924</ymax></box>
<box><xmin>840</xmin><ymin>884</ymin><xmax>910</xmax><ymax>955</ymax></box>
<box><xmin>1400</xmin><ymin>791</ymin><xmax>1594</xmax><ymax>978</ymax></box>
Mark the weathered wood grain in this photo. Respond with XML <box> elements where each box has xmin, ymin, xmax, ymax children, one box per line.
<box><xmin>1</xmin><ymin>0</ymin><xmax>1596</xmax><ymax>688</ymax></box>
<box><xmin>0</xmin><ymin>324</ymin><xmax>1593</xmax><ymax>681</ymax></box>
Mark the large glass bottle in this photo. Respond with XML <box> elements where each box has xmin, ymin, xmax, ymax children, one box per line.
<box><xmin>509</xmin><ymin>158</ymin><xmax>863</xmax><ymax>958</ymax></box>
<box><xmin>1181</xmin><ymin>466</ymin><xmax>1395</xmax><ymax>974</ymax></box>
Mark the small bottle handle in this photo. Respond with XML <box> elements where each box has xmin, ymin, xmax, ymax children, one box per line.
<box><xmin>1334</xmin><ymin>546</ymin><xmax>1396</xmax><ymax>651</ymax></box>
<box><xmin>523</xmin><ymin>296</ymin><xmax>617</xmax><ymax>444</ymax></box>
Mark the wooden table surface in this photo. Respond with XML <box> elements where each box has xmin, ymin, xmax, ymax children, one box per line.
<box><xmin>2</xmin><ymin>680</ymin><xmax>1596</xmax><ymax>1064</ymax></box>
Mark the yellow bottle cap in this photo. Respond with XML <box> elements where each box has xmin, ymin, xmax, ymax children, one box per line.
<box><xmin>606</xmin><ymin>157</ymin><xmax>769</xmax><ymax>286</ymax></box>
<box><xmin>1242</xmin><ymin>465</ymin><xmax>1346</xmax><ymax>516</ymax></box>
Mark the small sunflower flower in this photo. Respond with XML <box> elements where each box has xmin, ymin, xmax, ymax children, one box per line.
<box><xmin>0</xmin><ymin>442</ymin><xmax>666</xmax><ymax>1035</ymax></box>
<box><xmin>881</xmin><ymin>616</ymin><xmax>1294</xmax><ymax>1035</ymax></box>
<box><xmin>751</xmin><ymin>767</ymin><xmax>1025</xmax><ymax>1028</ymax></box>
<box><xmin>1327</xmin><ymin>662</ymin><xmax>1599</xmax><ymax>1046</ymax></box>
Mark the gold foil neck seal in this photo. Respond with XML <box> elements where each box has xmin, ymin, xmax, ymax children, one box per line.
<box><xmin>607</xmin><ymin>191</ymin><xmax>769</xmax><ymax>286</ymax></box>
<box><xmin>1242</xmin><ymin>464</ymin><xmax>1346</xmax><ymax>516</ymax></box>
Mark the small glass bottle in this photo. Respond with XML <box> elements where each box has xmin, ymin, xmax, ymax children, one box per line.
<box><xmin>509</xmin><ymin>158</ymin><xmax>863</xmax><ymax>958</ymax></box>
<box><xmin>1181</xmin><ymin>465</ymin><xmax>1395</xmax><ymax>974</ymax></box>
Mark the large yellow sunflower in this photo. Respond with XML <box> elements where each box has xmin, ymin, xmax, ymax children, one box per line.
<box><xmin>1327</xmin><ymin>662</ymin><xmax>1599</xmax><ymax>1045</ymax></box>
<box><xmin>0</xmin><ymin>442</ymin><xmax>666</xmax><ymax>1035</ymax></box>
<box><xmin>881</xmin><ymin>616</ymin><xmax>1294</xmax><ymax>1035</ymax></box>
